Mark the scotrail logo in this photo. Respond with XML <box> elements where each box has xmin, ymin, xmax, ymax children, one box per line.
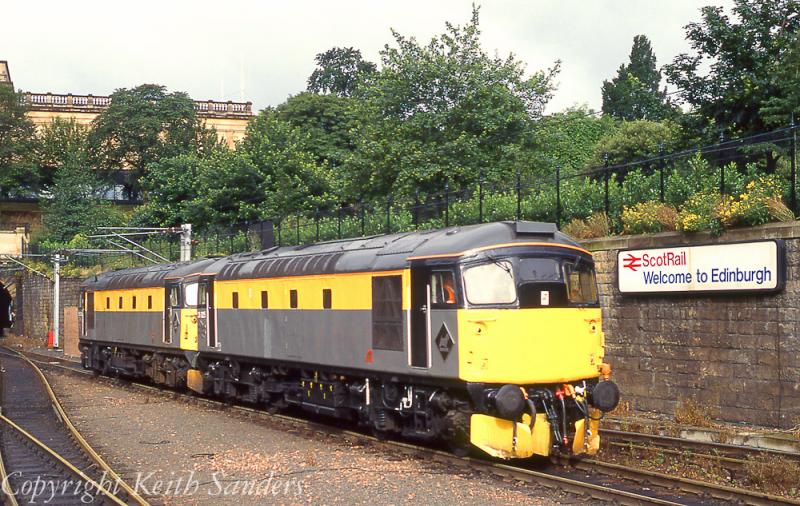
<box><xmin>622</xmin><ymin>253</ymin><xmax>642</xmax><ymax>272</ymax></box>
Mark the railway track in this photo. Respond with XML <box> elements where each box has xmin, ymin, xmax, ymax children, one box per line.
<box><xmin>0</xmin><ymin>349</ymin><xmax>149</xmax><ymax>506</ymax></box>
<box><xmin>15</xmin><ymin>347</ymin><xmax>800</xmax><ymax>505</ymax></box>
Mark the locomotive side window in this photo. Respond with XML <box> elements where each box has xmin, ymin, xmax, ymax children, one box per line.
<box><xmin>463</xmin><ymin>261</ymin><xmax>516</xmax><ymax>305</ymax></box>
<box><xmin>322</xmin><ymin>289</ymin><xmax>332</xmax><ymax>309</ymax></box>
<box><xmin>372</xmin><ymin>276</ymin><xmax>403</xmax><ymax>351</ymax></box>
<box><xmin>148</xmin><ymin>295</ymin><xmax>153</xmax><ymax>309</ymax></box>
<box><xmin>132</xmin><ymin>296</ymin><xmax>137</xmax><ymax>310</ymax></box>
<box><xmin>118</xmin><ymin>296</ymin><xmax>123</xmax><ymax>309</ymax></box>
<box><xmin>198</xmin><ymin>284</ymin><xmax>207</xmax><ymax>307</ymax></box>
<box><xmin>85</xmin><ymin>292</ymin><xmax>94</xmax><ymax>332</ymax></box>
<box><xmin>106</xmin><ymin>297</ymin><xmax>110</xmax><ymax>309</ymax></box>
<box><xmin>290</xmin><ymin>290</ymin><xmax>298</xmax><ymax>309</ymax></box>
<box><xmin>565</xmin><ymin>261</ymin><xmax>598</xmax><ymax>304</ymax></box>
<box><xmin>169</xmin><ymin>286</ymin><xmax>180</xmax><ymax>307</ymax></box>
<box><xmin>232</xmin><ymin>292</ymin><xmax>239</xmax><ymax>309</ymax></box>
<box><xmin>260</xmin><ymin>291</ymin><xmax>269</xmax><ymax>309</ymax></box>
<box><xmin>430</xmin><ymin>271</ymin><xmax>457</xmax><ymax>305</ymax></box>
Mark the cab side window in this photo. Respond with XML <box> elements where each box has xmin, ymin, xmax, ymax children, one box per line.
<box><xmin>430</xmin><ymin>271</ymin><xmax>457</xmax><ymax>306</ymax></box>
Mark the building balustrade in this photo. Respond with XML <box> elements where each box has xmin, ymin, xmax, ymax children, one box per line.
<box><xmin>20</xmin><ymin>92</ymin><xmax>252</xmax><ymax>118</ymax></box>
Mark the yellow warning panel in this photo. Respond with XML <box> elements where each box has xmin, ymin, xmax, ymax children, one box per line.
<box><xmin>572</xmin><ymin>413</ymin><xmax>601</xmax><ymax>455</ymax></box>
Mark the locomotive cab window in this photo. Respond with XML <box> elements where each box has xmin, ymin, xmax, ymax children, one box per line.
<box><xmin>517</xmin><ymin>257</ymin><xmax>567</xmax><ymax>307</ymax></box>
<box><xmin>184</xmin><ymin>283</ymin><xmax>199</xmax><ymax>307</ymax></box>
<box><xmin>463</xmin><ymin>261</ymin><xmax>516</xmax><ymax>305</ymax></box>
<box><xmin>169</xmin><ymin>286</ymin><xmax>180</xmax><ymax>307</ymax></box>
<box><xmin>198</xmin><ymin>284</ymin><xmax>207</xmax><ymax>307</ymax></box>
<box><xmin>565</xmin><ymin>260</ymin><xmax>598</xmax><ymax>304</ymax></box>
<box><xmin>430</xmin><ymin>271</ymin><xmax>457</xmax><ymax>306</ymax></box>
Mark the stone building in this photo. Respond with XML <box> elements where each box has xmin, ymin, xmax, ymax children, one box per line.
<box><xmin>0</xmin><ymin>60</ymin><xmax>254</xmax><ymax>231</ymax></box>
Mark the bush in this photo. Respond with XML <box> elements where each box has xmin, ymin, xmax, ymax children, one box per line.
<box><xmin>621</xmin><ymin>201</ymin><xmax>678</xmax><ymax>234</ymax></box>
<box><xmin>718</xmin><ymin>175</ymin><xmax>787</xmax><ymax>228</ymax></box>
<box><xmin>676</xmin><ymin>191</ymin><xmax>723</xmax><ymax>234</ymax></box>
<box><xmin>561</xmin><ymin>212</ymin><xmax>610</xmax><ymax>239</ymax></box>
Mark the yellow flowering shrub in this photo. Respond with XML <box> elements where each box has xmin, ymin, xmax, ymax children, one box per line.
<box><xmin>717</xmin><ymin>175</ymin><xmax>789</xmax><ymax>227</ymax></box>
<box><xmin>621</xmin><ymin>201</ymin><xmax>678</xmax><ymax>234</ymax></box>
<box><xmin>676</xmin><ymin>192</ymin><xmax>722</xmax><ymax>233</ymax></box>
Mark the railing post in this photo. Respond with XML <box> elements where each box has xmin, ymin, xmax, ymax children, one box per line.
<box><xmin>791</xmin><ymin>115</ymin><xmax>797</xmax><ymax>215</ymax></box>
<box><xmin>413</xmin><ymin>191</ymin><xmax>420</xmax><ymax>229</ymax></box>
<box><xmin>444</xmin><ymin>180</ymin><xmax>450</xmax><ymax>227</ymax></box>
<box><xmin>516</xmin><ymin>168</ymin><xmax>522</xmax><ymax>221</ymax></box>
<box><xmin>296</xmin><ymin>213</ymin><xmax>300</xmax><ymax>244</ymax></box>
<box><xmin>658</xmin><ymin>143</ymin><xmax>665</xmax><ymax>203</ymax></box>
<box><xmin>360</xmin><ymin>200</ymin><xmax>365</xmax><ymax>236</ymax></box>
<box><xmin>478</xmin><ymin>174</ymin><xmax>484</xmax><ymax>223</ymax></box>
<box><xmin>277</xmin><ymin>220</ymin><xmax>282</xmax><ymax>247</ymax></box>
<box><xmin>718</xmin><ymin>131</ymin><xmax>725</xmax><ymax>195</ymax></box>
<box><xmin>603</xmin><ymin>153</ymin><xmax>610</xmax><ymax>217</ymax></box>
<box><xmin>315</xmin><ymin>207</ymin><xmax>320</xmax><ymax>242</ymax></box>
<box><xmin>555</xmin><ymin>164</ymin><xmax>561</xmax><ymax>230</ymax></box>
<box><xmin>337</xmin><ymin>207</ymin><xmax>342</xmax><ymax>239</ymax></box>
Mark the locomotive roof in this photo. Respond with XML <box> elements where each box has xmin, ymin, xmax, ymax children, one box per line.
<box><xmin>82</xmin><ymin>221</ymin><xmax>587</xmax><ymax>290</ymax></box>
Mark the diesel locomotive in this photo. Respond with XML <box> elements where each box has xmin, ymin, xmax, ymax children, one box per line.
<box><xmin>80</xmin><ymin>221</ymin><xmax>620</xmax><ymax>459</ymax></box>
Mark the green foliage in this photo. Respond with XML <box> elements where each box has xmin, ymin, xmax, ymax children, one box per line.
<box><xmin>602</xmin><ymin>35</ymin><xmax>675</xmax><ymax>121</ymax></box>
<box><xmin>591</xmin><ymin>120</ymin><xmax>680</xmax><ymax>167</ymax></box>
<box><xmin>718</xmin><ymin>175</ymin><xmax>787</xmax><ymax>227</ymax></box>
<box><xmin>306</xmin><ymin>47</ymin><xmax>377</xmax><ymax>97</ymax></box>
<box><xmin>530</xmin><ymin>107</ymin><xmax>617</xmax><ymax>174</ymax></box>
<box><xmin>664</xmin><ymin>0</ymin><xmax>800</xmax><ymax>140</ymax></box>
<box><xmin>135</xmin><ymin>154</ymin><xmax>206</xmax><ymax>226</ymax></box>
<box><xmin>345</xmin><ymin>6</ymin><xmax>560</xmax><ymax>199</ymax></box>
<box><xmin>0</xmin><ymin>85</ymin><xmax>38</xmax><ymax>196</ymax></box>
<box><xmin>277</xmin><ymin>92</ymin><xmax>359</xmax><ymax>172</ymax></box>
<box><xmin>89</xmin><ymin>84</ymin><xmax>211</xmax><ymax>197</ymax></box>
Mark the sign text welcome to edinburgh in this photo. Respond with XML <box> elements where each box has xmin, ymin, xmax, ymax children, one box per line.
<box><xmin>617</xmin><ymin>240</ymin><xmax>785</xmax><ymax>295</ymax></box>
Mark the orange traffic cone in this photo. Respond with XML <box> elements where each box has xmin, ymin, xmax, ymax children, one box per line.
<box><xmin>47</xmin><ymin>330</ymin><xmax>54</xmax><ymax>348</ymax></box>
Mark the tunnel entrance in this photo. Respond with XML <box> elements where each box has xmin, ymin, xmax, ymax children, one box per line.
<box><xmin>0</xmin><ymin>282</ymin><xmax>12</xmax><ymax>336</ymax></box>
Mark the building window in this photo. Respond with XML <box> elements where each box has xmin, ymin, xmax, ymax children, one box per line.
<box><xmin>372</xmin><ymin>276</ymin><xmax>403</xmax><ymax>351</ymax></box>
<box><xmin>322</xmin><ymin>289</ymin><xmax>332</xmax><ymax>309</ymax></box>
<box><xmin>261</xmin><ymin>291</ymin><xmax>269</xmax><ymax>309</ymax></box>
<box><xmin>118</xmin><ymin>296</ymin><xmax>123</xmax><ymax>309</ymax></box>
<box><xmin>290</xmin><ymin>290</ymin><xmax>298</xmax><ymax>309</ymax></box>
<box><xmin>232</xmin><ymin>292</ymin><xmax>239</xmax><ymax>309</ymax></box>
<box><xmin>148</xmin><ymin>295</ymin><xmax>153</xmax><ymax>309</ymax></box>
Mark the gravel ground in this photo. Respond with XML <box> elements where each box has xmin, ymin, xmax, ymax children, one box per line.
<box><xmin>45</xmin><ymin>370</ymin><xmax>567</xmax><ymax>505</ymax></box>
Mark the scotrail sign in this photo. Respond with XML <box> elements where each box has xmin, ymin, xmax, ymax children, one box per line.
<box><xmin>617</xmin><ymin>240</ymin><xmax>785</xmax><ymax>295</ymax></box>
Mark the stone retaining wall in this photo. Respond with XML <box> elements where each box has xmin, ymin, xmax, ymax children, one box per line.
<box><xmin>584</xmin><ymin>221</ymin><xmax>800</xmax><ymax>429</ymax></box>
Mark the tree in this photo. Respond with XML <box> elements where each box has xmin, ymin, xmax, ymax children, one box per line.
<box><xmin>134</xmin><ymin>154</ymin><xmax>206</xmax><ymax>227</ymax></box>
<box><xmin>89</xmin><ymin>84</ymin><xmax>204</xmax><ymax>198</ymax></box>
<box><xmin>38</xmin><ymin>119</ymin><xmax>123</xmax><ymax>243</ymax></box>
<box><xmin>591</xmin><ymin>119</ymin><xmax>680</xmax><ymax>167</ymax></box>
<box><xmin>761</xmin><ymin>34</ymin><xmax>800</xmax><ymax>126</ymax></box>
<box><xmin>0</xmin><ymin>85</ymin><xmax>38</xmax><ymax>197</ymax></box>
<box><xmin>529</xmin><ymin>107</ymin><xmax>617</xmax><ymax>174</ymax></box>
<box><xmin>345</xmin><ymin>7</ymin><xmax>560</xmax><ymax>199</ymax></box>
<box><xmin>276</xmin><ymin>92</ymin><xmax>360</xmax><ymax>170</ymax></box>
<box><xmin>307</xmin><ymin>47</ymin><xmax>377</xmax><ymax>97</ymax></box>
<box><xmin>601</xmin><ymin>35</ymin><xmax>672</xmax><ymax>121</ymax></box>
<box><xmin>664</xmin><ymin>0</ymin><xmax>800</xmax><ymax>139</ymax></box>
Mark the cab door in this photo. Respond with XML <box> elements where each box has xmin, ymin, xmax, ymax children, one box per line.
<box><xmin>196</xmin><ymin>277</ymin><xmax>216</xmax><ymax>349</ymax></box>
<box><xmin>181</xmin><ymin>282</ymin><xmax>199</xmax><ymax>351</ymax></box>
<box><xmin>165</xmin><ymin>283</ymin><xmax>181</xmax><ymax>345</ymax></box>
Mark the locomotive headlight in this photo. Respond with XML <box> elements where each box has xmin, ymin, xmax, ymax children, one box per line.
<box><xmin>589</xmin><ymin>380</ymin><xmax>620</xmax><ymax>412</ymax></box>
<box><xmin>488</xmin><ymin>384</ymin><xmax>526</xmax><ymax>421</ymax></box>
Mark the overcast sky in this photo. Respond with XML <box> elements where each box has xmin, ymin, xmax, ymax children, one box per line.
<box><xmin>2</xmin><ymin>0</ymin><xmax>732</xmax><ymax>114</ymax></box>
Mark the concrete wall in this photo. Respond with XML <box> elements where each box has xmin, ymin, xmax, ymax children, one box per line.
<box><xmin>585</xmin><ymin>221</ymin><xmax>800</xmax><ymax>429</ymax></box>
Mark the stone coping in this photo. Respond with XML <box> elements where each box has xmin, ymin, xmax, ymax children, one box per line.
<box><xmin>582</xmin><ymin>220</ymin><xmax>800</xmax><ymax>252</ymax></box>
